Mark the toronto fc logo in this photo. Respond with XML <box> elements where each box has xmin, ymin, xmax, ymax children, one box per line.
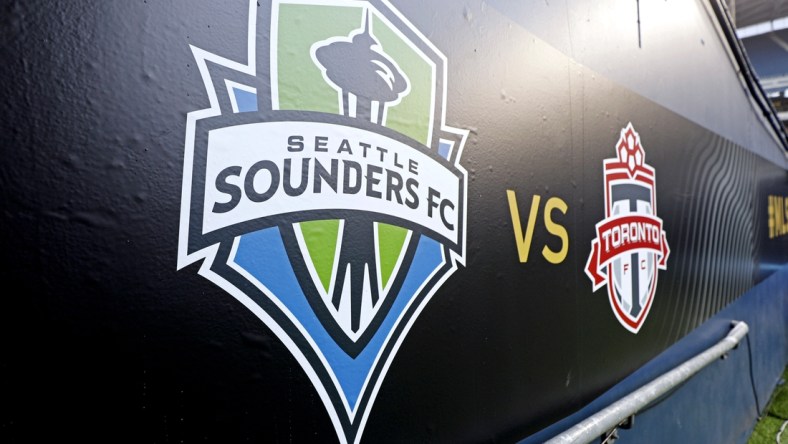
<box><xmin>585</xmin><ymin>123</ymin><xmax>670</xmax><ymax>333</ymax></box>
<box><xmin>177</xmin><ymin>1</ymin><xmax>467</xmax><ymax>443</ymax></box>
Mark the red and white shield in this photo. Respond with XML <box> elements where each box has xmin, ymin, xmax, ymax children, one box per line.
<box><xmin>586</xmin><ymin>123</ymin><xmax>670</xmax><ymax>333</ymax></box>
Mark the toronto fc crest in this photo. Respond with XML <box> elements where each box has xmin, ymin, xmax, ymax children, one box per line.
<box><xmin>585</xmin><ymin>123</ymin><xmax>670</xmax><ymax>333</ymax></box>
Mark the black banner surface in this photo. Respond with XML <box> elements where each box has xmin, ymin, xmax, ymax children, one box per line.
<box><xmin>1</xmin><ymin>1</ymin><xmax>786</xmax><ymax>443</ymax></box>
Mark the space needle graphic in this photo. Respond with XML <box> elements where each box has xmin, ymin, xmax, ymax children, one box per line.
<box><xmin>279</xmin><ymin>9</ymin><xmax>418</xmax><ymax>356</ymax></box>
<box><xmin>311</xmin><ymin>8</ymin><xmax>410</xmax><ymax>125</ymax></box>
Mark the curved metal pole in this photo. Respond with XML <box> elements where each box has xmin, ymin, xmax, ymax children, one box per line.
<box><xmin>545</xmin><ymin>321</ymin><xmax>749</xmax><ymax>444</ymax></box>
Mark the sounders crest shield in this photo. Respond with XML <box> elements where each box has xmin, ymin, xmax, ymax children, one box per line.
<box><xmin>585</xmin><ymin>123</ymin><xmax>670</xmax><ymax>333</ymax></box>
<box><xmin>177</xmin><ymin>1</ymin><xmax>467</xmax><ymax>442</ymax></box>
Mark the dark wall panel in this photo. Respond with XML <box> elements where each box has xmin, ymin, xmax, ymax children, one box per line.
<box><xmin>1</xmin><ymin>1</ymin><xmax>787</xmax><ymax>443</ymax></box>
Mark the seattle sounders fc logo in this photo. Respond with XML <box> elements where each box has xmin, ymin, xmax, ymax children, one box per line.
<box><xmin>585</xmin><ymin>124</ymin><xmax>669</xmax><ymax>334</ymax></box>
<box><xmin>177</xmin><ymin>1</ymin><xmax>467</xmax><ymax>442</ymax></box>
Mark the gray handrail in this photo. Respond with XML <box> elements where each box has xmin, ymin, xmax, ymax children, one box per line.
<box><xmin>545</xmin><ymin>321</ymin><xmax>750</xmax><ymax>444</ymax></box>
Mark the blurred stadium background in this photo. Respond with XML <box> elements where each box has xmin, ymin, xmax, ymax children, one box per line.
<box><xmin>732</xmin><ymin>0</ymin><xmax>788</xmax><ymax>129</ymax></box>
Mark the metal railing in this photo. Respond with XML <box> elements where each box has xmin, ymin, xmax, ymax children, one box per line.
<box><xmin>545</xmin><ymin>321</ymin><xmax>750</xmax><ymax>444</ymax></box>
